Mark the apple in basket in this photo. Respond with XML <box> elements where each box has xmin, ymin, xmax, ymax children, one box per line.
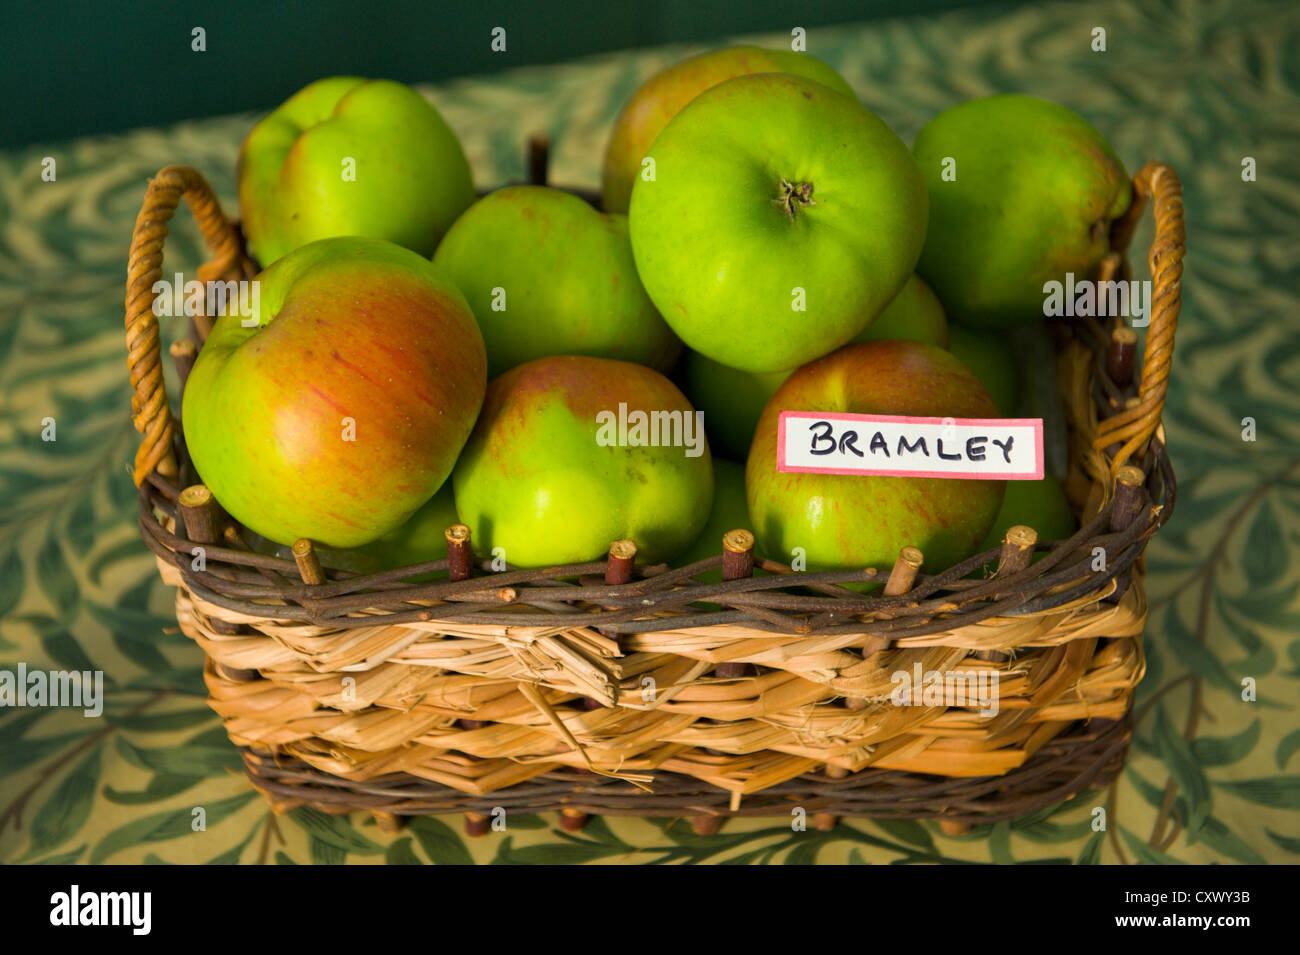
<box><xmin>945</xmin><ymin>324</ymin><xmax>1022</xmax><ymax>416</ymax></box>
<box><xmin>601</xmin><ymin>44</ymin><xmax>857</xmax><ymax>214</ymax></box>
<box><xmin>685</xmin><ymin>273</ymin><xmax>949</xmax><ymax>459</ymax></box>
<box><xmin>674</xmin><ymin>457</ymin><xmax>765</xmax><ymax>573</ymax></box>
<box><xmin>182</xmin><ymin>236</ymin><xmax>486</xmax><ymax>548</ymax></box>
<box><xmin>452</xmin><ymin>355</ymin><xmax>713</xmax><ymax>567</ymax></box>
<box><xmin>746</xmin><ymin>340</ymin><xmax>1005</xmax><ymax>573</ymax></box>
<box><xmin>239</xmin><ymin>77</ymin><xmax>475</xmax><ymax>267</ymax></box>
<box><xmin>431</xmin><ymin>185</ymin><xmax>681</xmax><ymax>377</ymax></box>
<box><xmin>912</xmin><ymin>94</ymin><xmax>1131</xmax><ymax>328</ymax></box>
<box><xmin>629</xmin><ymin>73</ymin><xmax>927</xmax><ymax>373</ymax></box>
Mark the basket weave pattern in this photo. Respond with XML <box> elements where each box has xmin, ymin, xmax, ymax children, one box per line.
<box><xmin>125</xmin><ymin>161</ymin><xmax>1183</xmax><ymax>828</ymax></box>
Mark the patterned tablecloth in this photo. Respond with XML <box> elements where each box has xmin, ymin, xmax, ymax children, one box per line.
<box><xmin>2</xmin><ymin>0</ymin><xmax>1298</xmax><ymax>865</ymax></box>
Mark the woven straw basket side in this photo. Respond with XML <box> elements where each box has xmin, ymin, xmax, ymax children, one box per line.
<box><xmin>124</xmin><ymin>155</ymin><xmax>1183</xmax><ymax>833</ymax></box>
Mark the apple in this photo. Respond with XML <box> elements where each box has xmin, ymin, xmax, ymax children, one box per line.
<box><xmin>684</xmin><ymin>357</ymin><xmax>788</xmax><ymax>462</ymax></box>
<box><xmin>452</xmin><ymin>356</ymin><xmax>713</xmax><ymax>567</ymax></box>
<box><xmin>352</xmin><ymin>483</ymin><xmax>462</xmax><ymax>574</ymax></box>
<box><xmin>685</xmin><ymin>274</ymin><xmax>948</xmax><ymax>460</ymax></box>
<box><xmin>183</xmin><ymin>236</ymin><xmax>486</xmax><ymax>548</ymax></box>
<box><xmin>602</xmin><ymin>45</ymin><xmax>856</xmax><ymax>214</ymax></box>
<box><xmin>747</xmin><ymin>341</ymin><xmax>1005</xmax><ymax>573</ymax></box>
<box><xmin>856</xmin><ymin>273</ymin><xmax>948</xmax><ymax>348</ymax></box>
<box><xmin>676</xmin><ymin>458</ymin><xmax>768</xmax><ymax>608</ymax></box>
<box><xmin>912</xmin><ymin>94</ymin><xmax>1131</xmax><ymax>327</ymax></box>
<box><xmin>629</xmin><ymin>73</ymin><xmax>927</xmax><ymax>373</ymax></box>
<box><xmin>675</xmin><ymin>458</ymin><xmax>760</xmax><ymax>568</ymax></box>
<box><xmin>239</xmin><ymin>77</ymin><xmax>475</xmax><ymax>267</ymax></box>
<box><xmin>431</xmin><ymin>185</ymin><xmax>680</xmax><ymax>378</ymax></box>
<box><xmin>946</xmin><ymin>324</ymin><xmax>1022</xmax><ymax>416</ymax></box>
<box><xmin>979</xmin><ymin>475</ymin><xmax>1077</xmax><ymax>552</ymax></box>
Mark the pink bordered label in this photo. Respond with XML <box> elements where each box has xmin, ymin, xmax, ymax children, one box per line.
<box><xmin>776</xmin><ymin>411</ymin><xmax>1044</xmax><ymax>480</ymax></box>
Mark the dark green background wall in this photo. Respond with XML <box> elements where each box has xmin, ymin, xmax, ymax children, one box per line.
<box><xmin>7</xmin><ymin>0</ymin><xmax>1008</xmax><ymax>147</ymax></box>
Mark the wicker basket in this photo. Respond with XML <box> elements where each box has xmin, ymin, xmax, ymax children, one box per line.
<box><xmin>124</xmin><ymin>152</ymin><xmax>1183</xmax><ymax>836</ymax></box>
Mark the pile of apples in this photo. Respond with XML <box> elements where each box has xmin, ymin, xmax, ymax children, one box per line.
<box><xmin>183</xmin><ymin>47</ymin><xmax>1132</xmax><ymax>578</ymax></box>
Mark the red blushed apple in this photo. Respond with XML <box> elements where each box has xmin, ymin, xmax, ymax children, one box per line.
<box><xmin>183</xmin><ymin>237</ymin><xmax>486</xmax><ymax>548</ymax></box>
<box><xmin>746</xmin><ymin>341</ymin><xmax>1005</xmax><ymax>573</ymax></box>
<box><xmin>452</xmin><ymin>356</ymin><xmax>713</xmax><ymax>567</ymax></box>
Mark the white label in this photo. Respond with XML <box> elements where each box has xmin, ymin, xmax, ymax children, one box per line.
<box><xmin>777</xmin><ymin>411</ymin><xmax>1043</xmax><ymax>480</ymax></box>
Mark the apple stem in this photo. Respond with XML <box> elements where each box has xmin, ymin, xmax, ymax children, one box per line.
<box><xmin>772</xmin><ymin>177</ymin><xmax>816</xmax><ymax>220</ymax></box>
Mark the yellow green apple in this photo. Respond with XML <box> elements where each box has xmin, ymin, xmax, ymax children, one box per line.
<box><xmin>239</xmin><ymin>77</ymin><xmax>474</xmax><ymax>267</ymax></box>
<box><xmin>629</xmin><ymin>73</ymin><xmax>927</xmax><ymax>373</ymax></box>
<box><xmin>183</xmin><ymin>236</ymin><xmax>486</xmax><ymax>548</ymax></box>
<box><xmin>747</xmin><ymin>341</ymin><xmax>1005</xmax><ymax>573</ymax></box>
<box><xmin>602</xmin><ymin>45</ymin><xmax>856</xmax><ymax>214</ymax></box>
<box><xmin>913</xmin><ymin>94</ymin><xmax>1130</xmax><ymax>327</ymax></box>
<box><xmin>431</xmin><ymin>185</ymin><xmax>680</xmax><ymax>377</ymax></box>
<box><xmin>452</xmin><ymin>356</ymin><xmax>713</xmax><ymax>567</ymax></box>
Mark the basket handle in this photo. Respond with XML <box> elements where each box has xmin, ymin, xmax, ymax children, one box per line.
<box><xmin>1094</xmin><ymin>162</ymin><xmax>1185</xmax><ymax>470</ymax></box>
<box><xmin>125</xmin><ymin>166</ymin><xmax>255</xmax><ymax>487</ymax></box>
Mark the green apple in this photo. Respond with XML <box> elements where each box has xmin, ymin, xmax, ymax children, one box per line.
<box><xmin>677</xmin><ymin>458</ymin><xmax>768</xmax><ymax>607</ymax></box>
<box><xmin>675</xmin><ymin>458</ymin><xmax>757</xmax><ymax>567</ymax></box>
<box><xmin>856</xmin><ymin>272</ymin><xmax>948</xmax><ymax>348</ymax></box>
<box><xmin>913</xmin><ymin>94</ymin><xmax>1131</xmax><ymax>327</ymax></box>
<box><xmin>747</xmin><ymin>341</ymin><xmax>1005</xmax><ymax>573</ymax></box>
<box><xmin>239</xmin><ymin>77</ymin><xmax>475</xmax><ymax>267</ymax></box>
<box><xmin>630</xmin><ymin>73</ymin><xmax>927</xmax><ymax>373</ymax></box>
<box><xmin>183</xmin><ymin>236</ymin><xmax>486</xmax><ymax>548</ymax></box>
<box><xmin>452</xmin><ymin>356</ymin><xmax>713</xmax><ymax>567</ymax></box>
<box><xmin>685</xmin><ymin>274</ymin><xmax>947</xmax><ymax>460</ymax></box>
<box><xmin>979</xmin><ymin>475</ymin><xmax>1077</xmax><ymax>552</ymax></box>
<box><xmin>685</xmin><ymin>357</ymin><xmax>788</xmax><ymax>462</ymax></box>
<box><xmin>946</xmin><ymin>324</ymin><xmax>1022</xmax><ymax>416</ymax></box>
<box><xmin>602</xmin><ymin>45</ymin><xmax>856</xmax><ymax>214</ymax></box>
<box><xmin>431</xmin><ymin>185</ymin><xmax>680</xmax><ymax>378</ymax></box>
